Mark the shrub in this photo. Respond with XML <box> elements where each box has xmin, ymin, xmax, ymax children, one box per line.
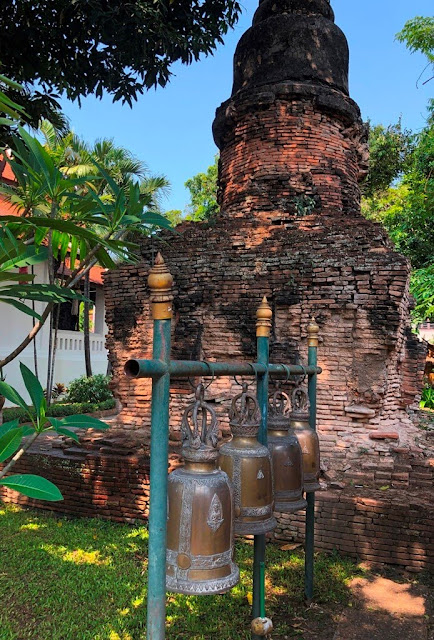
<box><xmin>421</xmin><ymin>384</ymin><xmax>434</xmax><ymax>410</ymax></box>
<box><xmin>3</xmin><ymin>398</ymin><xmax>116</xmax><ymax>424</ymax></box>
<box><xmin>65</xmin><ymin>374</ymin><xmax>113</xmax><ymax>404</ymax></box>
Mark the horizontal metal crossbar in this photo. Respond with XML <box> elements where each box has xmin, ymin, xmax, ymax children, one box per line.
<box><xmin>125</xmin><ymin>358</ymin><xmax>321</xmax><ymax>379</ymax></box>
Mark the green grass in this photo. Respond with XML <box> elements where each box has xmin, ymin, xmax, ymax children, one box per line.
<box><xmin>0</xmin><ymin>503</ymin><xmax>364</xmax><ymax>640</ymax></box>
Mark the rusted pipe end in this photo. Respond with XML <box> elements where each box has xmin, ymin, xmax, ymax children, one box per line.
<box><xmin>124</xmin><ymin>359</ymin><xmax>140</xmax><ymax>378</ymax></box>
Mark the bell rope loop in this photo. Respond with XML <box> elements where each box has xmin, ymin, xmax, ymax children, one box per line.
<box><xmin>269</xmin><ymin>382</ymin><xmax>291</xmax><ymax>419</ymax></box>
<box><xmin>229</xmin><ymin>382</ymin><xmax>261</xmax><ymax>437</ymax></box>
<box><xmin>181</xmin><ymin>383</ymin><xmax>219</xmax><ymax>457</ymax></box>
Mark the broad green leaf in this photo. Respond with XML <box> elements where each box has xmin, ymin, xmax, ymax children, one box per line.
<box><xmin>0</xmin><ymin>380</ymin><xmax>29</xmax><ymax>412</ymax></box>
<box><xmin>0</xmin><ymin>474</ymin><xmax>63</xmax><ymax>501</ymax></box>
<box><xmin>58</xmin><ymin>414</ymin><xmax>110</xmax><ymax>430</ymax></box>
<box><xmin>0</xmin><ymin>427</ymin><xmax>23</xmax><ymax>462</ymax></box>
<box><xmin>0</xmin><ymin>246</ymin><xmax>48</xmax><ymax>272</ymax></box>
<box><xmin>49</xmin><ymin>419</ymin><xmax>80</xmax><ymax>443</ymax></box>
<box><xmin>0</xmin><ymin>284</ymin><xmax>87</xmax><ymax>303</ymax></box>
<box><xmin>0</xmin><ymin>74</ymin><xmax>24</xmax><ymax>92</ymax></box>
<box><xmin>0</xmin><ymin>419</ymin><xmax>20</xmax><ymax>436</ymax></box>
<box><xmin>142</xmin><ymin>211</ymin><xmax>173</xmax><ymax>229</ymax></box>
<box><xmin>19</xmin><ymin>362</ymin><xmax>45</xmax><ymax>417</ymax></box>
<box><xmin>0</xmin><ymin>273</ymin><xmax>35</xmax><ymax>283</ymax></box>
<box><xmin>0</xmin><ymin>298</ymin><xmax>42</xmax><ymax>320</ymax></box>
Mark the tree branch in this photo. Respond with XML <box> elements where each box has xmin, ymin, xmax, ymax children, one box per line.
<box><xmin>0</xmin><ymin>431</ymin><xmax>39</xmax><ymax>479</ymax></box>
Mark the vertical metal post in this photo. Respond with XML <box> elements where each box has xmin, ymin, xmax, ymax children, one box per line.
<box><xmin>305</xmin><ymin>318</ymin><xmax>319</xmax><ymax>603</ymax></box>
<box><xmin>146</xmin><ymin>254</ymin><xmax>174</xmax><ymax>640</ymax></box>
<box><xmin>253</xmin><ymin>297</ymin><xmax>272</xmax><ymax>638</ymax></box>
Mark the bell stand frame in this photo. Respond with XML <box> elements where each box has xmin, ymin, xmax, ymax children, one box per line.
<box><xmin>124</xmin><ymin>254</ymin><xmax>321</xmax><ymax>640</ymax></box>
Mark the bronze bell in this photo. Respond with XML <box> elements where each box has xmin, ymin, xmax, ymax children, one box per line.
<box><xmin>268</xmin><ymin>384</ymin><xmax>307</xmax><ymax>513</ymax></box>
<box><xmin>290</xmin><ymin>387</ymin><xmax>321</xmax><ymax>493</ymax></box>
<box><xmin>219</xmin><ymin>383</ymin><xmax>276</xmax><ymax>535</ymax></box>
<box><xmin>166</xmin><ymin>384</ymin><xmax>240</xmax><ymax>595</ymax></box>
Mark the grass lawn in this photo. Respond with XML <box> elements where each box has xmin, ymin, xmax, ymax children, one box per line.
<box><xmin>0</xmin><ymin>503</ymin><xmax>365</xmax><ymax>640</ymax></box>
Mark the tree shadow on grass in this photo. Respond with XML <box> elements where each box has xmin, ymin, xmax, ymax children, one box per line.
<box><xmin>0</xmin><ymin>505</ymin><xmax>367</xmax><ymax>640</ymax></box>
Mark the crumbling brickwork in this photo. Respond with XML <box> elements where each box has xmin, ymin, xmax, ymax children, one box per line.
<box><xmin>104</xmin><ymin>0</ymin><xmax>427</xmax><ymax>487</ymax></box>
<box><xmin>3</xmin><ymin>0</ymin><xmax>431</xmax><ymax>572</ymax></box>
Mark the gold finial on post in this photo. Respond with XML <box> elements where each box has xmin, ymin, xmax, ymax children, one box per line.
<box><xmin>256</xmin><ymin>296</ymin><xmax>272</xmax><ymax>338</ymax></box>
<box><xmin>148</xmin><ymin>252</ymin><xmax>174</xmax><ymax>320</ymax></box>
<box><xmin>307</xmin><ymin>317</ymin><xmax>319</xmax><ymax>347</ymax></box>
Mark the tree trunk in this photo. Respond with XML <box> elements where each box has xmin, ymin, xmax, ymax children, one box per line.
<box><xmin>31</xmin><ymin>265</ymin><xmax>39</xmax><ymax>379</ymax></box>
<box><xmin>46</xmin><ymin>303</ymin><xmax>61</xmax><ymax>406</ymax></box>
<box><xmin>84</xmin><ymin>271</ymin><xmax>92</xmax><ymax>377</ymax></box>
<box><xmin>45</xmin><ymin>310</ymin><xmax>54</xmax><ymax>405</ymax></box>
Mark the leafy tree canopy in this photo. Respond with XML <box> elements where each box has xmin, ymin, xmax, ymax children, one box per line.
<box><xmin>185</xmin><ymin>155</ymin><xmax>219</xmax><ymax>221</ymax></box>
<box><xmin>0</xmin><ymin>1</ymin><xmax>241</xmax><ymax>110</ymax></box>
<box><xmin>361</xmin><ymin>121</ymin><xmax>413</xmax><ymax>198</ymax></box>
<box><xmin>362</xmin><ymin>103</ymin><xmax>434</xmax><ymax>321</ymax></box>
<box><xmin>396</xmin><ymin>16</ymin><xmax>434</xmax><ymax>84</ymax></box>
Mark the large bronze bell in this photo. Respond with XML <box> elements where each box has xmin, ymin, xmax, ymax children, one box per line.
<box><xmin>219</xmin><ymin>383</ymin><xmax>276</xmax><ymax>535</ymax></box>
<box><xmin>166</xmin><ymin>384</ymin><xmax>240</xmax><ymax>595</ymax></box>
<box><xmin>290</xmin><ymin>387</ymin><xmax>321</xmax><ymax>493</ymax></box>
<box><xmin>268</xmin><ymin>384</ymin><xmax>307</xmax><ymax>513</ymax></box>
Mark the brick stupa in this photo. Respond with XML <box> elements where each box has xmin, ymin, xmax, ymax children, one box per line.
<box><xmin>2</xmin><ymin>0</ymin><xmax>433</xmax><ymax>572</ymax></box>
<box><xmin>105</xmin><ymin>0</ymin><xmax>426</xmax><ymax>477</ymax></box>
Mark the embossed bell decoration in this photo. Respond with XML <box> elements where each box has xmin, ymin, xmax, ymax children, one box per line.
<box><xmin>219</xmin><ymin>383</ymin><xmax>276</xmax><ymax>535</ymax></box>
<box><xmin>166</xmin><ymin>384</ymin><xmax>239</xmax><ymax>595</ymax></box>
<box><xmin>268</xmin><ymin>384</ymin><xmax>307</xmax><ymax>513</ymax></box>
<box><xmin>290</xmin><ymin>387</ymin><xmax>320</xmax><ymax>493</ymax></box>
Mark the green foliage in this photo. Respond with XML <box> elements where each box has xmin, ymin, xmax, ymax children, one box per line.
<box><xmin>165</xmin><ymin>209</ymin><xmax>184</xmax><ymax>226</ymax></box>
<box><xmin>0</xmin><ymin>475</ymin><xmax>63</xmax><ymax>501</ymax></box>
<box><xmin>397</xmin><ymin>16</ymin><xmax>434</xmax><ymax>66</ymax></box>
<box><xmin>2</xmin><ymin>398</ymin><xmax>116</xmax><ymax>424</ymax></box>
<box><xmin>361</xmin><ymin>121</ymin><xmax>413</xmax><ymax>198</ymax></box>
<box><xmin>185</xmin><ymin>156</ymin><xmax>220</xmax><ymax>222</ymax></box>
<box><xmin>0</xmin><ymin>1</ymin><xmax>241</xmax><ymax>107</ymax></box>
<box><xmin>421</xmin><ymin>383</ymin><xmax>434</xmax><ymax>409</ymax></box>
<box><xmin>65</xmin><ymin>374</ymin><xmax>113</xmax><ymax>405</ymax></box>
<box><xmin>410</xmin><ymin>266</ymin><xmax>434</xmax><ymax>322</ymax></box>
<box><xmin>0</xmin><ymin>122</ymin><xmax>173</xmax><ymax>369</ymax></box>
<box><xmin>0</xmin><ymin>504</ymin><xmax>365</xmax><ymax>640</ymax></box>
<box><xmin>0</xmin><ymin>74</ymin><xmax>28</xmax><ymax>126</ymax></box>
<box><xmin>0</xmin><ymin>364</ymin><xmax>110</xmax><ymax>501</ymax></box>
<box><xmin>362</xmin><ymin>104</ymin><xmax>434</xmax><ymax>320</ymax></box>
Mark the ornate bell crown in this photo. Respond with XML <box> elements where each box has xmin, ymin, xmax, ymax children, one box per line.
<box><xmin>229</xmin><ymin>382</ymin><xmax>261</xmax><ymax>437</ymax></box>
<box><xmin>181</xmin><ymin>384</ymin><xmax>219</xmax><ymax>463</ymax></box>
<box><xmin>268</xmin><ymin>383</ymin><xmax>291</xmax><ymax>431</ymax></box>
<box><xmin>290</xmin><ymin>386</ymin><xmax>310</xmax><ymax>422</ymax></box>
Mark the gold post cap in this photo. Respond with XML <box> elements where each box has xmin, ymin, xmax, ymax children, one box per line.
<box><xmin>148</xmin><ymin>252</ymin><xmax>174</xmax><ymax>319</ymax></box>
<box><xmin>256</xmin><ymin>296</ymin><xmax>272</xmax><ymax>337</ymax></box>
<box><xmin>307</xmin><ymin>316</ymin><xmax>319</xmax><ymax>347</ymax></box>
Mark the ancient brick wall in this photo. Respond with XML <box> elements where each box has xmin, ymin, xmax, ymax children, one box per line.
<box><xmin>2</xmin><ymin>438</ymin><xmax>433</xmax><ymax>573</ymax></box>
<box><xmin>1</xmin><ymin>0</ymin><xmax>430</xmax><ymax>574</ymax></box>
<box><xmin>103</xmin><ymin>0</ymin><xmax>427</xmax><ymax>485</ymax></box>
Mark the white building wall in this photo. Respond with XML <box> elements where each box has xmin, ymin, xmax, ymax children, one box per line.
<box><xmin>419</xmin><ymin>322</ymin><xmax>434</xmax><ymax>345</ymax></box>
<box><xmin>0</xmin><ymin>262</ymin><xmax>108</xmax><ymax>406</ymax></box>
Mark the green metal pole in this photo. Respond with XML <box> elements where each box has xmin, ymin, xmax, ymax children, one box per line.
<box><xmin>146</xmin><ymin>255</ymin><xmax>173</xmax><ymax>640</ymax></box>
<box><xmin>305</xmin><ymin>319</ymin><xmax>319</xmax><ymax>603</ymax></box>
<box><xmin>253</xmin><ymin>297</ymin><xmax>271</xmax><ymax>638</ymax></box>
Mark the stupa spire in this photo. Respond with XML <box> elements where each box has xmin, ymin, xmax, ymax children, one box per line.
<box><xmin>231</xmin><ymin>0</ymin><xmax>349</xmax><ymax>97</ymax></box>
<box><xmin>253</xmin><ymin>0</ymin><xmax>335</xmax><ymax>24</ymax></box>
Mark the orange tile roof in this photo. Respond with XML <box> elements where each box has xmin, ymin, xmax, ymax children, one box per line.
<box><xmin>0</xmin><ymin>155</ymin><xmax>16</xmax><ymax>184</ymax></box>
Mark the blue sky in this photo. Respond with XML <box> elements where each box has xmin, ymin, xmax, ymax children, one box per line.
<box><xmin>60</xmin><ymin>0</ymin><xmax>433</xmax><ymax>213</ymax></box>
